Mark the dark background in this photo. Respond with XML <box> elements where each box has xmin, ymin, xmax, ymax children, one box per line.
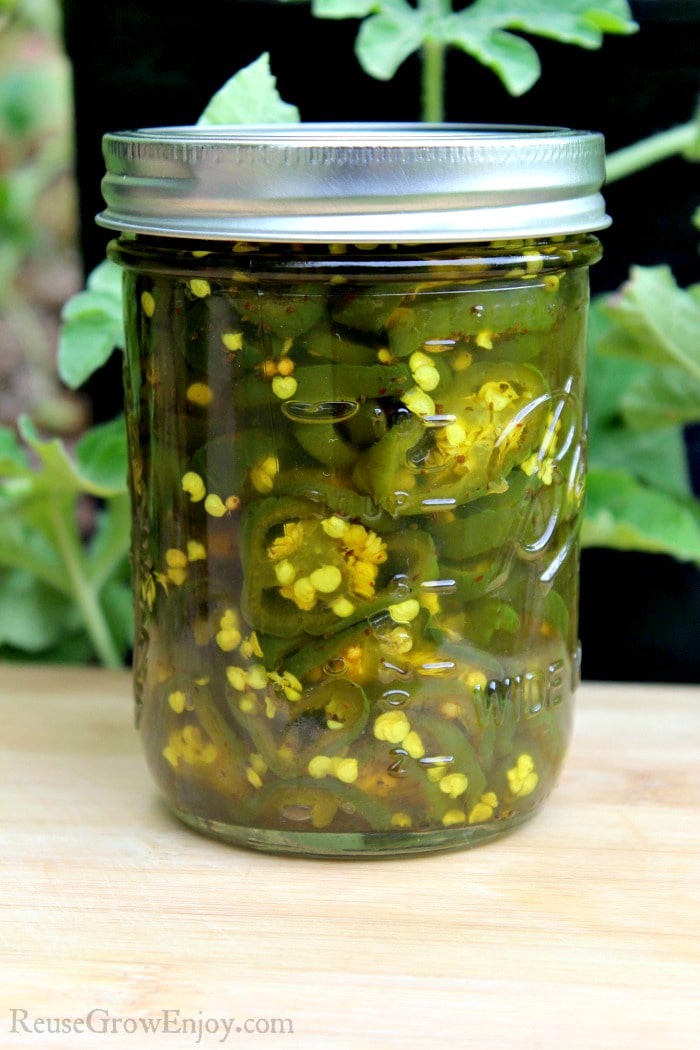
<box><xmin>62</xmin><ymin>0</ymin><xmax>700</xmax><ymax>682</ymax></box>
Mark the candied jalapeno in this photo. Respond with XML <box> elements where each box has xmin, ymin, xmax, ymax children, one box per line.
<box><xmin>112</xmin><ymin>230</ymin><xmax>597</xmax><ymax>854</ymax></box>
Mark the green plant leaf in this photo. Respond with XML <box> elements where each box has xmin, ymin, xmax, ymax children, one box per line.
<box><xmin>87</xmin><ymin>493</ymin><xmax>131</xmax><ymax>593</ymax></box>
<box><xmin>442</xmin><ymin>0</ymin><xmax>636</xmax><ymax>96</ymax></box>
<box><xmin>586</xmin><ymin>303</ymin><xmax>692</xmax><ymax>499</ymax></box>
<box><xmin>73</xmin><ymin>415</ymin><xmax>128</xmax><ymax>494</ymax></box>
<box><xmin>620</xmin><ymin>367</ymin><xmax>700</xmax><ymax>430</ymax></box>
<box><xmin>356</xmin><ymin>6</ymin><xmax>427</xmax><ymax>80</ymax></box>
<box><xmin>311</xmin><ymin>0</ymin><xmax>636</xmax><ymax>96</ymax></box>
<box><xmin>597</xmin><ymin>266</ymin><xmax>700</xmax><ymax>383</ymax></box>
<box><xmin>458</xmin><ymin>0</ymin><xmax>637</xmax><ymax>49</ymax></box>
<box><xmin>57</xmin><ymin>260</ymin><xmax>125</xmax><ymax>390</ymax></box>
<box><xmin>0</xmin><ymin>569</ymin><xmax>82</xmax><ymax>652</ymax></box>
<box><xmin>99</xmin><ymin>577</ymin><xmax>134</xmax><ymax>653</ymax></box>
<box><xmin>312</xmin><ymin>0</ymin><xmax>377</xmax><ymax>15</ymax></box>
<box><xmin>17</xmin><ymin>415</ymin><xmax>126</xmax><ymax>499</ymax></box>
<box><xmin>196</xmin><ymin>52</ymin><xmax>300</xmax><ymax>125</ymax></box>
<box><xmin>582</xmin><ymin>469</ymin><xmax>700</xmax><ymax>564</ymax></box>
<box><xmin>0</xmin><ymin>424</ymin><xmax>30</xmax><ymax>472</ymax></box>
<box><xmin>445</xmin><ymin>19</ymin><xmax>540</xmax><ymax>95</ymax></box>
<box><xmin>0</xmin><ymin>511</ymin><xmax>71</xmax><ymax>595</ymax></box>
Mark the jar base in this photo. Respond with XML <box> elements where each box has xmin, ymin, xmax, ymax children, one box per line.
<box><xmin>169</xmin><ymin>806</ymin><xmax>538</xmax><ymax>858</ymax></box>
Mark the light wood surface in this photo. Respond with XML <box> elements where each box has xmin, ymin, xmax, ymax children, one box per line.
<box><xmin>2</xmin><ymin>664</ymin><xmax>699</xmax><ymax>1049</ymax></box>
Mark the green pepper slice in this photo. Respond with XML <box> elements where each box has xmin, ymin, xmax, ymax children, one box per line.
<box><xmin>353</xmin><ymin>361</ymin><xmax>549</xmax><ymax>515</ymax></box>
<box><xmin>240</xmin><ymin>496</ymin><xmax>439</xmax><ymax>637</ymax></box>
<box><xmin>386</xmin><ymin>279</ymin><xmax>565</xmax><ymax>358</ymax></box>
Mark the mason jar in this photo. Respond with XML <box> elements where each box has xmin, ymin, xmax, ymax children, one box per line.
<box><xmin>98</xmin><ymin>124</ymin><xmax>608</xmax><ymax>856</ymax></box>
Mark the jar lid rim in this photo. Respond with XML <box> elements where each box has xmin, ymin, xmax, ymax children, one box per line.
<box><xmin>97</xmin><ymin>122</ymin><xmax>611</xmax><ymax>242</ymax></box>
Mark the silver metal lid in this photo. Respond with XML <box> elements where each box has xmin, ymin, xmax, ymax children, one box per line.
<box><xmin>97</xmin><ymin>123</ymin><xmax>610</xmax><ymax>243</ymax></box>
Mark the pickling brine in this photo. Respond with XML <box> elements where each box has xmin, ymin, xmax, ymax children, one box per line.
<box><xmin>110</xmin><ymin>234</ymin><xmax>599</xmax><ymax>854</ymax></box>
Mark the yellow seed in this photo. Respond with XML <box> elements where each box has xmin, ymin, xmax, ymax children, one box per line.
<box><xmin>260</xmin><ymin>455</ymin><xmax>278</xmax><ymax>478</ymax></box>
<box><xmin>507</xmin><ymin>753</ymin><xmax>539</xmax><ymax>797</ymax></box>
<box><xmin>439</xmin><ymin>772</ymin><xmax>469</xmax><ymax>798</ymax></box>
<box><xmin>377</xmin><ymin>348</ymin><xmax>394</xmax><ymax>364</ymax></box>
<box><xmin>189</xmin><ymin>278</ymin><xmax>211</xmax><ymax>298</ymax></box>
<box><xmin>321</xmin><ymin>516</ymin><xmax>349</xmax><ymax>539</ymax></box>
<box><xmin>452</xmin><ymin>349</ymin><xmax>473</xmax><ymax>371</ymax></box>
<box><xmin>246</xmin><ymin>665</ymin><xmax>269</xmax><ymax>691</ymax></box>
<box><xmin>141</xmin><ymin>290</ymin><xmax>155</xmax><ymax>317</ymax></box>
<box><xmin>467</xmin><ymin>803</ymin><xmax>489</xmax><ymax>824</ymax></box>
<box><xmin>309</xmin><ymin>564</ymin><xmax>342</xmax><ymax>594</ymax></box>
<box><xmin>388</xmin><ymin>599</ymin><xmax>420</xmax><ymax>623</ymax></box>
<box><xmin>204</xmin><ymin>493</ymin><xmax>227</xmax><ymax>517</ymax></box>
<box><xmin>191</xmin><ymin>250</ymin><xmax>211</xmax><ymax>259</ymax></box>
<box><xmin>162</xmin><ymin>746</ymin><xmax>179</xmax><ymax>768</ymax></box>
<box><xmin>464</xmin><ymin>669</ymin><xmax>488</xmax><ymax>690</ymax></box>
<box><xmin>246</xmin><ymin>767</ymin><xmax>263</xmax><ymax>789</ymax></box>
<box><xmin>329</xmin><ymin>243</ymin><xmax>347</xmax><ymax>255</ymax></box>
<box><xmin>401</xmin><ymin>386</ymin><xmax>435</xmax><ymax>418</ymax></box>
<box><xmin>239</xmin><ymin>696</ymin><xmax>255</xmax><ymax>713</ymax></box>
<box><xmin>168</xmin><ymin>690</ymin><xmax>187</xmax><ymax>714</ymax></box>
<box><xmin>221</xmin><ymin>331</ymin><xmax>243</xmax><ymax>351</ymax></box>
<box><xmin>274</xmin><ymin>560</ymin><xmax>297</xmax><ymax>587</ymax></box>
<box><xmin>373</xmin><ymin>710</ymin><xmax>410</xmax><ymax>744</ymax></box>
<box><xmin>186</xmin><ymin>382</ymin><xmax>213</xmax><ymax>406</ymax></box>
<box><xmin>444</xmin><ymin>422</ymin><xmax>467</xmax><ymax>447</ymax></box>
<box><xmin>293</xmin><ymin>577</ymin><xmax>317</xmax><ymax>608</ymax></box>
<box><xmin>413</xmin><ymin>364</ymin><xmax>441</xmax><ymax>391</ymax></box>
<box><xmin>386</xmin><ymin>627</ymin><xmax>413</xmax><ymax>654</ymax></box>
<box><xmin>468</xmin><ymin>792</ymin><xmax>498</xmax><ymax>825</ymax></box>
<box><xmin>523</xmin><ymin>249</ymin><xmax>543</xmax><ymax>273</ymax></box>
<box><xmin>332</xmin><ymin>757</ymin><xmax>358</xmax><ymax>784</ymax></box>
<box><xmin>253</xmin><ymin>467</ymin><xmax>276</xmax><ymax>494</ymax></box>
<box><xmin>308</xmin><ymin>755</ymin><xmax>333</xmax><ymax>779</ymax></box>
<box><xmin>182</xmin><ymin>471</ymin><xmax>206</xmax><ymax>502</ymax></box>
<box><xmin>426</xmin><ymin>764</ymin><xmax>448</xmax><ymax>782</ymax></box>
<box><xmin>167</xmin><ymin>567</ymin><xmax>187</xmax><ymax>586</ymax></box>
<box><xmin>402</xmin><ymin>730</ymin><xmax>425</xmax><ymax>759</ymax></box>
<box><xmin>442</xmin><ymin>809</ymin><xmax>466</xmax><ymax>827</ymax></box>
<box><xmin>284</xmin><ymin>671</ymin><xmax>303</xmax><ymax>694</ymax></box>
<box><xmin>249</xmin><ymin>753</ymin><xmax>267</xmax><ymax>775</ymax></box>
<box><xmin>391</xmin><ymin>812</ymin><xmax>412</xmax><ymax>828</ymax></box>
<box><xmin>216</xmin><ymin>628</ymin><xmax>242</xmax><ymax>652</ymax></box>
<box><xmin>543</xmin><ymin>274</ymin><xmax>560</xmax><ymax>292</ymax></box>
<box><xmin>220</xmin><ymin>609</ymin><xmax>238</xmax><ymax>630</ymax></box>
<box><xmin>272</xmin><ymin>375</ymin><xmax>298</xmax><ymax>400</ymax></box>
<box><xmin>165</xmin><ymin>548</ymin><xmax>188</xmax><ymax>569</ymax></box>
<box><xmin>475</xmin><ymin>329</ymin><xmax>494</xmax><ymax>350</ymax></box>
<box><xmin>331</xmin><ymin>597</ymin><xmax>355</xmax><ymax>618</ymax></box>
<box><xmin>226</xmin><ymin>666</ymin><xmax>247</xmax><ymax>691</ymax></box>
<box><xmin>276</xmin><ymin>357</ymin><xmax>295</xmax><ymax>377</ymax></box>
<box><xmin>409</xmin><ymin>350</ymin><xmax>433</xmax><ymax>370</ymax></box>
<box><xmin>187</xmin><ymin>540</ymin><xmax>206</xmax><ymax>562</ymax></box>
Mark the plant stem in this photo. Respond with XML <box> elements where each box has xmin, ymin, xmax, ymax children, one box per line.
<box><xmin>49</xmin><ymin>497</ymin><xmax>123</xmax><ymax>668</ymax></box>
<box><xmin>419</xmin><ymin>0</ymin><xmax>450</xmax><ymax>123</ymax></box>
<box><xmin>421</xmin><ymin>39</ymin><xmax>446</xmax><ymax>123</ymax></box>
<box><xmin>605</xmin><ymin>120</ymin><xmax>698</xmax><ymax>184</ymax></box>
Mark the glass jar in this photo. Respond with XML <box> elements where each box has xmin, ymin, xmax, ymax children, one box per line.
<box><xmin>98</xmin><ymin>124</ymin><xmax>608</xmax><ymax>856</ymax></box>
